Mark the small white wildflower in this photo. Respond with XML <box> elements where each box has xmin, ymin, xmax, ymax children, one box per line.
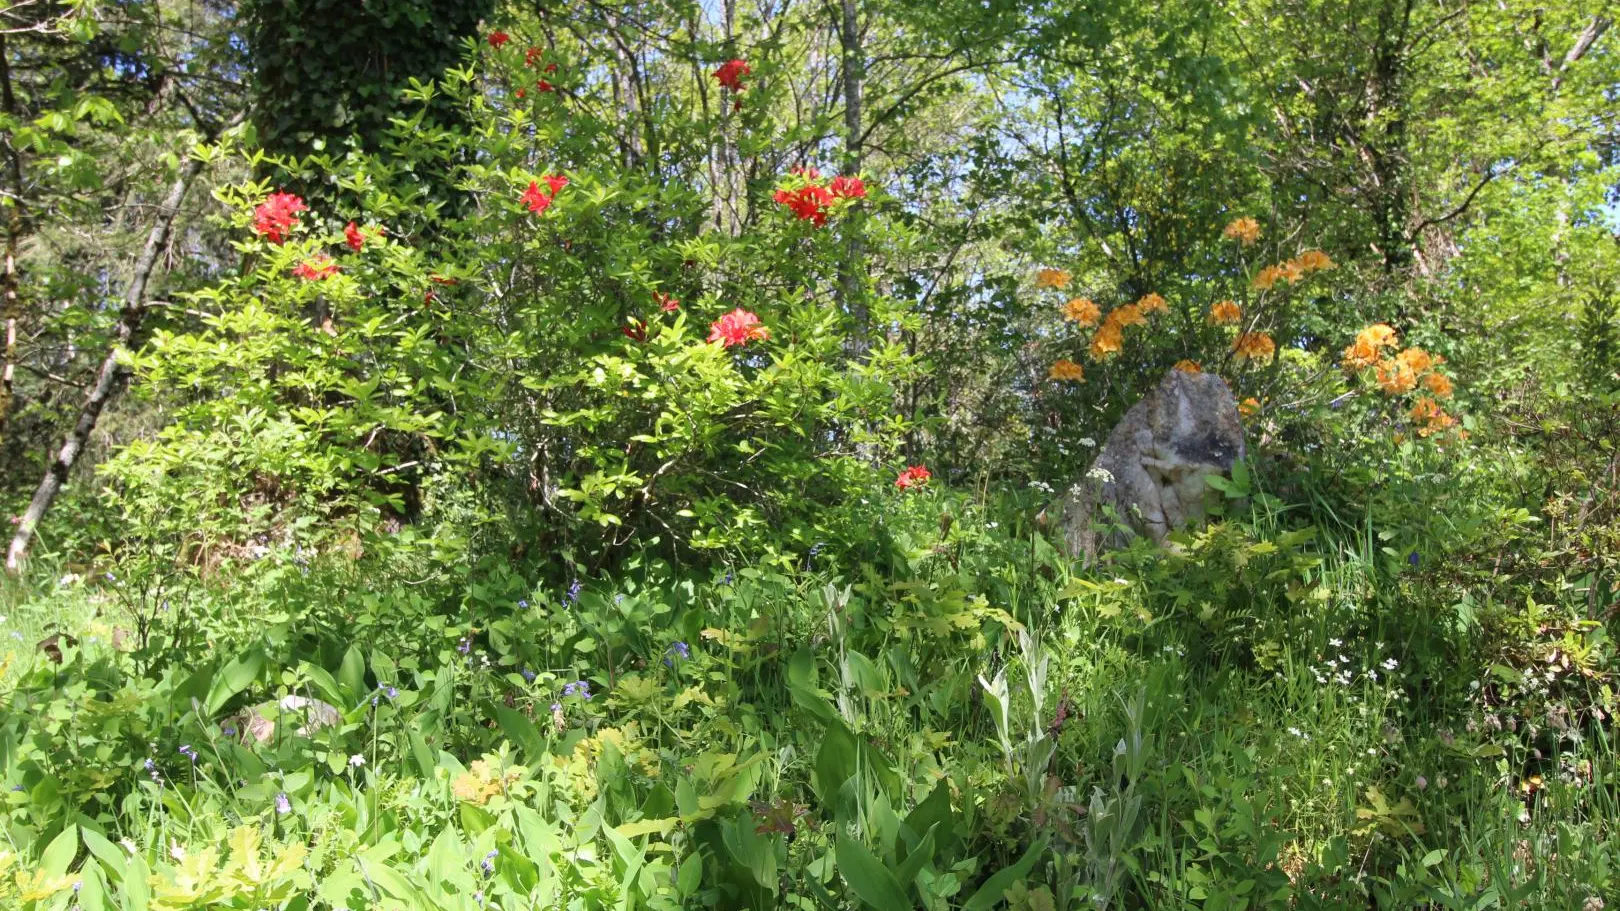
<box><xmin>986</xmin><ymin>521</ymin><xmax>998</xmax><ymax>529</ymax></box>
<box><xmin>1078</xmin><ymin>437</ymin><xmax>1097</xmax><ymax>448</ymax></box>
<box><xmin>1382</xmin><ymin>658</ymin><xmax>1398</xmax><ymax>671</ymax></box>
<box><xmin>1085</xmin><ymin>466</ymin><xmax>1115</xmax><ymax>484</ymax></box>
<box><xmin>1322</xmin><ymin>778</ymin><xmax>1332</xmax><ymax>786</ymax></box>
<box><xmin>348</xmin><ymin>754</ymin><xmax>365</xmax><ymax>768</ymax></box>
<box><xmin>1367</xmin><ymin>748</ymin><xmax>1376</xmax><ymax>756</ymax></box>
<box><xmin>1328</xmin><ymin>638</ymin><xmax>1342</xmax><ymax>647</ymax></box>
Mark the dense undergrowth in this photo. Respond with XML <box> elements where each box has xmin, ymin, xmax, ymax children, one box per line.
<box><xmin>2</xmin><ymin>387</ymin><xmax>1616</xmax><ymax>909</ymax></box>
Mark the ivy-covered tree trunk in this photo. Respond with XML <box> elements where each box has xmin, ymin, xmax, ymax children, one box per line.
<box><xmin>243</xmin><ymin>0</ymin><xmax>495</xmax><ymax>203</ymax></box>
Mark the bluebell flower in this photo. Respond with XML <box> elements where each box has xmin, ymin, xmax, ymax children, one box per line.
<box><xmin>1408</xmin><ymin>551</ymin><xmax>1420</xmax><ymax>567</ymax></box>
<box><xmin>178</xmin><ymin>745</ymin><xmax>197</xmax><ymax>762</ymax></box>
<box><xmin>481</xmin><ymin>848</ymin><xmax>498</xmax><ymax>876</ymax></box>
<box><xmin>566</xmin><ymin>579</ymin><xmax>583</xmax><ymax>603</ymax></box>
<box><xmin>665</xmin><ymin>641</ymin><xmax>691</xmax><ymax>667</ymax></box>
<box><xmin>458</xmin><ymin>635</ymin><xmax>473</xmax><ymax>655</ymax></box>
<box><xmin>562</xmin><ymin>680</ymin><xmax>592</xmax><ymax>701</ymax></box>
<box><xmin>11</xmin><ymin>785</ymin><xmax>22</xmax><ymax>792</ymax></box>
<box><xmin>722</xmin><ymin>571</ymin><xmax>734</xmax><ymax>585</ymax></box>
<box><xmin>614</xmin><ymin>593</ymin><xmax>625</xmax><ymax>604</ymax></box>
<box><xmin>520</xmin><ymin>668</ymin><xmax>537</xmax><ymax>683</ymax></box>
<box><xmin>221</xmin><ymin>724</ymin><xmax>237</xmax><ymax>737</ymax></box>
<box><xmin>385</xmin><ymin>685</ymin><xmax>399</xmax><ymax>700</ymax></box>
<box><xmin>550</xmin><ymin>702</ymin><xmax>562</xmax><ymax>713</ymax></box>
<box><xmin>518</xmin><ymin>599</ymin><xmax>529</xmax><ymax>609</ymax></box>
<box><xmin>275</xmin><ymin>792</ymin><xmax>291</xmax><ymax>815</ymax></box>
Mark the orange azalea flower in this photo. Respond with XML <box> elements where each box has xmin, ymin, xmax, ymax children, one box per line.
<box><xmin>1109</xmin><ymin>304</ymin><xmax>1147</xmax><ymax>328</ymax></box>
<box><xmin>1342</xmin><ymin>323</ymin><xmax>1399</xmax><ymax>370</ymax></box>
<box><xmin>1252</xmin><ymin>265</ymin><xmax>1287</xmax><ymax>290</ymax></box>
<box><xmin>1049</xmin><ymin>359</ymin><xmax>1085</xmax><ymax>382</ymax></box>
<box><xmin>1232</xmin><ymin>332</ymin><xmax>1276</xmax><ymax>362</ymax></box>
<box><xmin>1278</xmin><ymin>259</ymin><xmax>1306</xmax><ymax>283</ymax></box>
<box><xmin>1295</xmin><ymin>249</ymin><xmax>1336</xmax><ymax>272</ymax></box>
<box><xmin>1223</xmin><ymin>217</ymin><xmax>1261</xmax><ymax>246</ymax></box>
<box><xmin>1062</xmin><ymin>297</ymin><xmax>1101</xmax><ymax>325</ymax></box>
<box><xmin>1422</xmin><ymin>371</ymin><xmax>1454</xmax><ymax>398</ymax></box>
<box><xmin>1034</xmin><ymin>268</ymin><xmax>1072</xmax><ymax>290</ymax></box>
<box><xmin>1395</xmin><ymin>346</ymin><xmax>1437</xmax><ymax>375</ymax></box>
<box><xmin>1090</xmin><ymin>323</ymin><xmax>1124</xmax><ymax>360</ymax></box>
<box><xmin>1409</xmin><ymin>397</ymin><xmax>1457</xmax><ymax>436</ymax></box>
<box><xmin>1208</xmin><ymin>299</ymin><xmax>1242</xmax><ymax>326</ymax></box>
<box><xmin>1239</xmin><ymin>397</ymin><xmax>1261</xmax><ymax>417</ymax></box>
<box><xmin>1173</xmin><ymin>360</ymin><xmax>1202</xmax><ymax>373</ymax></box>
<box><xmin>1375</xmin><ymin>359</ymin><xmax>1417</xmax><ymax>395</ymax></box>
<box><xmin>1136</xmin><ymin>292</ymin><xmax>1169</xmax><ymax>314</ymax></box>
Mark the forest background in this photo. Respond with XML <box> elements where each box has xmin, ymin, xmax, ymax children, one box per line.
<box><xmin>0</xmin><ymin>0</ymin><xmax>1616</xmax><ymax>907</ymax></box>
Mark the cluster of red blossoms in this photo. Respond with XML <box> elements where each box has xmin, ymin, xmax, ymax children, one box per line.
<box><xmin>895</xmin><ymin>465</ymin><xmax>931</xmax><ymax>491</ymax></box>
<box><xmin>291</xmin><ymin>253</ymin><xmax>339</xmax><ymax>282</ymax></box>
<box><xmin>252</xmin><ymin>192</ymin><xmax>307</xmax><ymax>244</ymax></box>
<box><xmin>772</xmin><ymin>174</ymin><xmax>867</xmax><ymax>227</ymax></box>
<box><xmin>713</xmin><ymin>59</ymin><xmax>750</xmax><ymax>91</ymax></box>
<box><xmin>487</xmin><ymin>31</ymin><xmax>511</xmax><ymax>49</ymax></box>
<box><xmin>707</xmin><ymin>308</ymin><xmax>770</xmax><ymax>347</ymax></box>
<box><xmin>522</xmin><ymin>175</ymin><xmax>570</xmax><ymax>215</ymax></box>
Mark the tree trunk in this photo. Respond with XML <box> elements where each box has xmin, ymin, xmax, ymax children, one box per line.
<box><xmin>837</xmin><ymin>0</ymin><xmax>868</xmax><ymax>351</ymax></box>
<box><xmin>0</xmin><ymin>29</ymin><xmax>26</xmax><ymax>448</ymax></box>
<box><xmin>5</xmin><ymin>154</ymin><xmax>205</xmax><ymax>572</ymax></box>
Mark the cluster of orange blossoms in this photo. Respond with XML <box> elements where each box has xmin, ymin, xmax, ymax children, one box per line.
<box><xmin>1253</xmin><ymin>249</ymin><xmax>1336</xmax><ymax>290</ymax></box>
<box><xmin>1208</xmin><ymin>299</ymin><xmax>1242</xmax><ymax>326</ymax></box>
<box><xmin>1174</xmin><ymin>360</ymin><xmax>1201</xmax><ymax>373</ymax></box>
<box><xmin>1232</xmin><ymin>332</ymin><xmax>1276</xmax><ymax>362</ymax></box>
<box><xmin>1341</xmin><ymin>323</ymin><xmax>1461</xmax><ymax>437</ymax></box>
<box><xmin>1048</xmin><ymin>358</ymin><xmax>1085</xmax><ymax>382</ymax></box>
<box><xmin>1062</xmin><ymin>297</ymin><xmax>1101</xmax><ymax>325</ymax></box>
<box><xmin>1034</xmin><ymin>268</ymin><xmax>1072</xmax><ymax>290</ymax></box>
<box><xmin>1222</xmin><ymin>217</ymin><xmax>1261</xmax><ymax>246</ymax></box>
<box><xmin>1087</xmin><ymin>293</ymin><xmax>1169</xmax><ymax>362</ymax></box>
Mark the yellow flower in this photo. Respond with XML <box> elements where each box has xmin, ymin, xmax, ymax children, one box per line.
<box><xmin>1342</xmin><ymin>323</ymin><xmax>1399</xmax><ymax>370</ymax></box>
<box><xmin>1375</xmin><ymin>359</ymin><xmax>1417</xmax><ymax>395</ymax></box>
<box><xmin>1136</xmin><ymin>292</ymin><xmax>1169</xmax><ymax>314</ymax></box>
<box><xmin>1232</xmin><ymin>332</ymin><xmax>1276</xmax><ymax>363</ymax></box>
<box><xmin>1034</xmin><ymin>268</ymin><xmax>1072</xmax><ymax>290</ymax></box>
<box><xmin>1062</xmin><ymin>297</ymin><xmax>1101</xmax><ymax>325</ymax></box>
<box><xmin>1109</xmin><ymin>304</ymin><xmax>1146</xmax><ymax>328</ymax></box>
<box><xmin>1089</xmin><ymin>324</ymin><xmax>1123</xmax><ymax>360</ymax></box>
<box><xmin>1208</xmin><ymin>299</ymin><xmax>1242</xmax><ymax>326</ymax></box>
<box><xmin>1049</xmin><ymin>359</ymin><xmax>1085</xmax><ymax>382</ymax></box>
<box><xmin>1173</xmin><ymin>360</ymin><xmax>1202</xmax><ymax>374</ymax></box>
<box><xmin>1222</xmin><ymin>217</ymin><xmax>1261</xmax><ymax>246</ymax></box>
<box><xmin>1422</xmin><ymin>371</ymin><xmax>1454</xmax><ymax>399</ymax></box>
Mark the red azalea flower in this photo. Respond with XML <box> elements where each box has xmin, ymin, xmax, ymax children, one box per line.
<box><xmin>829</xmin><ymin>175</ymin><xmax>867</xmax><ymax>199</ymax></box>
<box><xmin>429</xmin><ymin>274</ymin><xmax>458</xmax><ymax>285</ymax></box>
<box><xmin>252</xmin><ymin>191</ymin><xmax>306</xmax><ymax>244</ymax></box>
<box><xmin>488</xmin><ymin>31</ymin><xmax>510</xmax><ymax>48</ymax></box>
<box><xmin>525</xmin><ymin>46</ymin><xmax>543</xmax><ymax>66</ymax></box>
<box><xmin>708</xmin><ymin>308</ymin><xmax>770</xmax><ymax>347</ymax></box>
<box><xmin>292</xmin><ymin>254</ymin><xmax>339</xmax><ymax>281</ymax></box>
<box><xmin>516</xmin><ymin>87</ymin><xmax>527</xmax><ymax>99</ymax></box>
<box><xmin>790</xmin><ymin>164</ymin><xmax>822</xmax><ymax>180</ymax></box>
<box><xmin>623</xmin><ymin>318</ymin><xmax>648</xmax><ymax>342</ymax></box>
<box><xmin>544</xmin><ymin>62</ymin><xmax>558</xmax><ymax>74</ymax></box>
<box><xmin>522</xmin><ymin>176</ymin><xmax>567</xmax><ymax>214</ymax></box>
<box><xmin>536</xmin><ymin>79</ymin><xmax>554</xmax><ymax>93</ymax></box>
<box><xmin>344</xmin><ymin>221</ymin><xmax>364</xmax><ymax>252</ymax></box>
<box><xmin>713</xmin><ymin>58</ymin><xmax>750</xmax><ymax>91</ymax></box>
<box><xmin>773</xmin><ymin>184</ymin><xmax>834</xmax><ymax>226</ymax></box>
<box><xmin>655</xmin><ymin>292</ymin><xmax>680</xmax><ymax>313</ymax></box>
<box><xmin>895</xmin><ymin>465</ymin><xmax>931</xmax><ymax>491</ymax></box>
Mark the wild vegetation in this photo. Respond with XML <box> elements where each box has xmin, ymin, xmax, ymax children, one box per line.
<box><xmin>0</xmin><ymin>0</ymin><xmax>1616</xmax><ymax>907</ymax></box>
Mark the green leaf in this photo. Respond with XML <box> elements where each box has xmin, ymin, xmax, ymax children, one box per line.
<box><xmin>207</xmin><ymin>647</ymin><xmax>265</xmax><ymax>716</ymax></box>
<box><xmin>338</xmin><ymin>644</ymin><xmax>367</xmax><ymax>701</ymax></box>
<box><xmin>40</xmin><ymin>824</ymin><xmax>78</xmax><ymax>875</ymax></box>
<box><xmin>838</xmin><ymin>835</ymin><xmax>911</xmax><ymax>909</ymax></box>
<box><xmin>893</xmin><ymin>822</ymin><xmax>938</xmax><ymax>889</ymax></box>
<box><xmin>814</xmin><ymin>722</ymin><xmax>859</xmax><ymax>809</ymax></box>
<box><xmin>962</xmin><ymin>836</ymin><xmax>1048</xmax><ymax>911</ymax></box>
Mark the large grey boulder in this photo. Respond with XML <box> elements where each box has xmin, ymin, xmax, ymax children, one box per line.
<box><xmin>1058</xmin><ymin>369</ymin><xmax>1245</xmax><ymax>560</ymax></box>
